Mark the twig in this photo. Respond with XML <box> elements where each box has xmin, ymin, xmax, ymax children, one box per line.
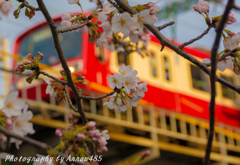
<box><xmin>204</xmin><ymin>1</ymin><xmax>233</xmax><ymax>165</ymax></box>
<box><xmin>79</xmin><ymin>89</ymin><xmax>119</xmax><ymax>100</ymax></box>
<box><xmin>0</xmin><ymin>67</ymin><xmax>28</xmax><ymax>76</ymax></box>
<box><xmin>205</xmin><ymin>51</ymin><xmax>233</xmax><ymax>67</ymax></box>
<box><xmin>157</xmin><ymin>21</ymin><xmax>175</xmax><ymax>31</ymax></box>
<box><xmin>63</xmin><ymin>86</ymin><xmax>78</xmax><ymax>112</ymax></box>
<box><xmin>36</xmin><ymin>0</ymin><xmax>88</xmax><ymax>125</ymax></box>
<box><xmin>21</xmin><ymin>0</ymin><xmax>40</xmax><ymax>11</ymax></box>
<box><xmin>97</xmin><ymin>0</ymin><xmax>103</xmax><ymax>9</ymax></box>
<box><xmin>180</xmin><ymin>25</ymin><xmax>213</xmax><ymax>49</ymax></box>
<box><xmin>0</xmin><ymin>127</ymin><xmax>87</xmax><ymax>165</ymax></box>
<box><xmin>108</xmin><ymin>0</ymin><xmax>124</xmax><ymax>13</ymax></box>
<box><xmin>114</xmin><ymin>0</ymin><xmax>240</xmax><ymax>95</ymax></box>
<box><xmin>39</xmin><ymin>71</ymin><xmax>68</xmax><ymax>85</ymax></box>
<box><xmin>58</xmin><ymin>20</ymin><xmax>88</xmax><ymax>33</ymax></box>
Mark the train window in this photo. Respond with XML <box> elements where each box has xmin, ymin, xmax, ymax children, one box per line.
<box><xmin>19</xmin><ymin>24</ymin><xmax>83</xmax><ymax>65</ymax></box>
<box><xmin>117</xmin><ymin>51</ymin><xmax>130</xmax><ymax>66</ymax></box>
<box><xmin>163</xmin><ymin>56</ymin><xmax>171</xmax><ymax>81</ymax></box>
<box><xmin>190</xmin><ymin>65</ymin><xmax>209</xmax><ymax>92</ymax></box>
<box><xmin>220</xmin><ymin>75</ymin><xmax>236</xmax><ymax>100</ymax></box>
<box><xmin>150</xmin><ymin>52</ymin><xmax>157</xmax><ymax>77</ymax></box>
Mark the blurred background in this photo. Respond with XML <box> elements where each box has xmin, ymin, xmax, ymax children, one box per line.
<box><xmin>1</xmin><ymin>0</ymin><xmax>240</xmax><ymax>165</ymax></box>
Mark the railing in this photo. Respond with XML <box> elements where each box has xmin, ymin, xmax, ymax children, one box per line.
<box><xmin>9</xmin><ymin>81</ymin><xmax>240</xmax><ymax>164</ymax></box>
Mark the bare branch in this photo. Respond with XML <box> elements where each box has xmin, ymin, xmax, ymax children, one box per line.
<box><xmin>157</xmin><ymin>21</ymin><xmax>175</xmax><ymax>31</ymax></box>
<box><xmin>63</xmin><ymin>86</ymin><xmax>78</xmax><ymax>112</ymax></box>
<box><xmin>21</xmin><ymin>0</ymin><xmax>40</xmax><ymax>11</ymax></box>
<box><xmin>58</xmin><ymin>20</ymin><xmax>88</xmax><ymax>33</ymax></box>
<box><xmin>36</xmin><ymin>0</ymin><xmax>88</xmax><ymax>125</ymax></box>
<box><xmin>39</xmin><ymin>71</ymin><xmax>68</xmax><ymax>85</ymax></box>
<box><xmin>79</xmin><ymin>88</ymin><xmax>119</xmax><ymax>100</ymax></box>
<box><xmin>204</xmin><ymin>1</ymin><xmax>234</xmax><ymax>165</ymax></box>
<box><xmin>179</xmin><ymin>25</ymin><xmax>213</xmax><ymax>49</ymax></box>
<box><xmin>97</xmin><ymin>0</ymin><xmax>103</xmax><ymax>9</ymax></box>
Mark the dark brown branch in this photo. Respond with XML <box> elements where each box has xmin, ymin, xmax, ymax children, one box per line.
<box><xmin>63</xmin><ymin>86</ymin><xmax>78</xmax><ymax>112</ymax></box>
<box><xmin>204</xmin><ymin>1</ymin><xmax>233</xmax><ymax>165</ymax></box>
<box><xmin>58</xmin><ymin>20</ymin><xmax>88</xmax><ymax>33</ymax></box>
<box><xmin>157</xmin><ymin>21</ymin><xmax>175</xmax><ymax>31</ymax></box>
<box><xmin>97</xmin><ymin>0</ymin><xmax>103</xmax><ymax>9</ymax></box>
<box><xmin>0</xmin><ymin>127</ymin><xmax>87</xmax><ymax>165</ymax></box>
<box><xmin>114</xmin><ymin>0</ymin><xmax>240</xmax><ymax>95</ymax></box>
<box><xmin>79</xmin><ymin>88</ymin><xmax>119</xmax><ymax>100</ymax></box>
<box><xmin>108</xmin><ymin>0</ymin><xmax>124</xmax><ymax>13</ymax></box>
<box><xmin>36</xmin><ymin>0</ymin><xmax>88</xmax><ymax>125</ymax></box>
<box><xmin>205</xmin><ymin>51</ymin><xmax>233</xmax><ymax>67</ymax></box>
<box><xmin>21</xmin><ymin>0</ymin><xmax>40</xmax><ymax>11</ymax></box>
<box><xmin>233</xmin><ymin>4</ymin><xmax>240</xmax><ymax>10</ymax></box>
<box><xmin>180</xmin><ymin>25</ymin><xmax>213</xmax><ymax>49</ymax></box>
<box><xmin>39</xmin><ymin>71</ymin><xmax>68</xmax><ymax>85</ymax></box>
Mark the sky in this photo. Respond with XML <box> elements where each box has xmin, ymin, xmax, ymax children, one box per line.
<box><xmin>1</xmin><ymin>0</ymin><xmax>240</xmax><ymax>96</ymax></box>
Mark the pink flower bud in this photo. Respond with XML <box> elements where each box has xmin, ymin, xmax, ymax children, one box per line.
<box><xmin>147</xmin><ymin>2</ymin><xmax>154</xmax><ymax>8</ymax></box>
<box><xmin>76</xmin><ymin>134</ymin><xmax>86</xmax><ymax>140</ymax></box>
<box><xmin>87</xmin><ymin>121</ymin><xmax>96</xmax><ymax>128</ymax></box>
<box><xmin>6</xmin><ymin>118</ymin><xmax>12</xmax><ymax>126</ymax></box>
<box><xmin>73</xmin><ymin>119</ymin><xmax>78</xmax><ymax>125</ymax></box>
<box><xmin>55</xmin><ymin>128</ymin><xmax>63</xmax><ymax>137</ymax></box>
<box><xmin>150</xmin><ymin>9</ymin><xmax>157</xmax><ymax>15</ymax></box>
<box><xmin>68</xmin><ymin>113</ymin><xmax>73</xmax><ymax>123</ymax></box>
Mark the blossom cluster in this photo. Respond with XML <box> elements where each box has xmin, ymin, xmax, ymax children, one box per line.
<box><xmin>104</xmin><ymin>65</ymin><xmax>147</xmax><ymax>113</ymax></box>
<box><xmin>0</xmin><ymin>0</ymin><xmax>13</xmax><ymax>19</ymax></box>
<box><xmin>61</xmin><ymin>2</ymin><xmax>158</xmax><ymax>57</ymax></box>
<box><xmin>1</xmin><ymin>91</ymin><xmax>35</xmax><ymax>149</ymax></box>
<box><xmin>54</xmin><ymin>114</ymin><xmax>110</xmax><ymax>159</ymax></box>
<box><xmin>13</xmin><ymin>3</ymin><xmax>35</xmax><ymax>19</ymax></box>
<box><xmin>95</xmin><ymin>2</ymin><xmax>160</xmax><ymax>46</ymax></box>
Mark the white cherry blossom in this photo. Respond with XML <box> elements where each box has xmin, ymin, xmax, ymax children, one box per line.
<box><xmin>119</xmin><ymin>64</ymin><xmax>132</xmax><ymax>76</ymax></box>
<box><xmin>218</xmin><ymin>56</ymin><xmax>234</xmax><ymax>72</ymax></box>
<box><xmin>101</xmin><ymin>130</ymin><xmax>110</xmax><ymax>140</ymax></box>
<box><xmin>202</xmin><ymin>58</ymin><xmax>211</xmax><ymax>64</ymax></box>
<box><xmin>12</xmin><ymin>109</ymin><xmax>35</xmax><ymax>136</ymax></box>
<box><xmin>123</xmin><ymin>76</ymin><xmax>135</xmax><ymax>90</ymax></box>
<box><xmin>193</xmin><ymin>0</ymin><xmax>210</xmax><ymax>14</ymax></box>
<box><xmin>3</xmin><ymin>91</ymin><xmax>25</xmax><ymax>117</ymax></box>
<box><xmin>43</xmin><ymin>78</ymin><xmax>55</xmax><ymax>96</ymax></box>
<box><xmin>99</xmin><ymin>22</ymin><xmax>112</xmax><ymax>33</ymax></box>
<box><xmin>223</xmin><ymin>33</ymin><xmax>240</xmax><ymax>51</ymax></box>
<box><xmin>1</xmin><ymin>1</ymin><xmax>13</xmax><ymax>16</ymax></box>
<box><xmin>111</xmin><ymin>12</ymin><xmax>133</xmax><ymax>36</ymax></box>
<box><xmin>108</xmin><ymin>73</ymin><xmax>123</xmax><ymax>89</ymax></box>
<box><xmin>133</xmin><ymin>10</ymin><xmax>155</xmax><ymax>33</ymax></box>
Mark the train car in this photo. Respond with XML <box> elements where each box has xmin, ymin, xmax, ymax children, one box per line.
<box><xmin>12</xmin><ymin>13</ymin><xmax>240</xmax><ymax>128</ymax></box>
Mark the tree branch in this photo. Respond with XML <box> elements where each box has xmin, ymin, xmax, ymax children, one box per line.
<box><xmin>114</xmin><ymin>0</ymin><xmax>240</xmax><ymax>95</ymax></box>
<box><xmin>21</xmin><ymin>0</ymin><xmax>40</xmax><ymax>11</ymax></box>
<box><xmin>204</xmin><ymin>1</ymin><xmax>234</xmax><ymax>165</ymax></box>
<box><xmin>79</xmin><ymin>88</ymin><xmax>119</xmax><ymax>100</ymax></box>
<box><xmin>63</xmin><ymin>86</ymin><xmax>78</xmax><ymax>112</ymax></box>
<box><xmin>58</xmin><ymin>20</ymin><xmax>88</xmax><ymax>33</ymax></box>
<box><xmin>157</xmin><ymin>21</ymin><xmax>175</xmax><ymax>31</ymax></box>
<box><xmin>179</xmin><ymin>25</ymin><xmax>213</xmax><ymax>49</ymax></box>
<box><xmin>36</xmin><ymin>0</ymin><xmax>88</xmax><ymax>125</ymax></box>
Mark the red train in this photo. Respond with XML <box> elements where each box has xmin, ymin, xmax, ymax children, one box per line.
<box><xmin>12</xmin><ymin>12</ymin><xmax>240</xmax><ymax>128</ymax></box>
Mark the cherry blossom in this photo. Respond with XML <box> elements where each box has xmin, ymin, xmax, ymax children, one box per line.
<box><xmin>218</xmin><ymin>56</ymin><xmax>234</xmax><ymax>72</ymax></box>
<box><xmin>223</xmin><ymin>33</ymin><xmax>240</xmax><ymax>51</ymax></box>
<box><xmin>133</xmin><ymin>10</ymin><xmax>155</xmax><ymax>33</ymax></box>
<box><xmin>193</xmin><ymin>0</ymin><xmax>210</xmax><ymax>14</ymax></box>
<box><xmin>11</xmin><ymin>108</ymin><xmax>35</xmax><ymax>136</ymax></box>
<box><xmin>2</xmin><ymin>91</ymin><xmax>25</xmax><ymax>117</ymax></box>
<box><xmin>43</xmin><ymin>78</ymin><xmax>55</xmax><ymax>96</ymax></box>
<box><xmin>111</xmin><ymin>12</ymin><xmax>133</xmax><ymax>36</ymax></box>
<box><xmin>0</xmin><ymin>0</ymin><xmax>13</xmax><ymax>16</ymax></box>
<box><xmin>108</xmin><ymin>73</ymin><xmax>123</xmax><ymax>89</ymax></box>
<box><xmin>93</xmin><ymin>130</ymin><xmax>110</xmax><ymax>140</ymax></box>
<box><xmin>119</xmin><ymin>64</ymin><xmax>132</xmax><ymax>76</ymax></box>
